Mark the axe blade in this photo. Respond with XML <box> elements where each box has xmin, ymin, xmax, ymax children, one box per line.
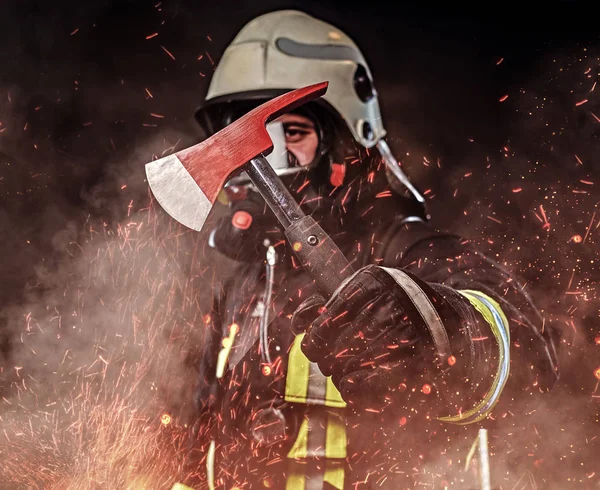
<box><xmin>145</xmin><ymin>82</ymin><xmax>328</xmax><ymax>232</ymax></box>
<box><xmin>145</xmin><ymin>154</ymin><xmax>211</xmax><ymax>231</ymax></box>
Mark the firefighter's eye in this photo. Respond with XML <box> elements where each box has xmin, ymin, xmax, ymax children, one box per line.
<box><xmin>283</xmin><ymin>124</ymin><xmax>313</xmax><ymax>143</ymax></box>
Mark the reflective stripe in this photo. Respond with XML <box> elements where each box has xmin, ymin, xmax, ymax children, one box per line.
<box><xmin>287</xmin><ymin>408</ymin><xmax>347</xmax><ymax>459</ymax></box>
<box><xmin>206</xmin><ymin>440</ymin><xmax>216</xmax><ymax>490</ymax></box>
<box><xmin>286</xmin><ymin>463</ymin><xmax>343</xmax><ymax>490</ymax></box>
<box><xmin>325</xmin><ymin>377</ymin><xmax>346</xmax><ymax>408</ymax></box>
<box><xmin>286</xmin><ymin>411</ymin><xmax>346</xmax><ymax>490</ymax></box>
<box><xmin>285</xmin><ymin>334</ymin><xmax>311</xmax><ymax>403</ymax></box>
<box><xmin>307</xmin><ymin>361</ymin><xmax>328</xmax><ymax>402</ymax></box>
<box><xmin>286</xmin><ymin>468</ymin><xmax>306</xmax><ymax>490</ymax></box>
<box><xmin>215</xmin><ymin>324</ymin><xmax>238</xmax><ymax>379</ymax></box>
<box><xmin>438</xmin><ymin>289</ymin><xmax>511</xmax><ymax>425</ymax></box>
<box><xmin>286</xmin><ymin>465</ymin><xmax>323</xmax><ymax>490</ymax></box>
<box><xmin>381</xmin><ymin>267</ymin><xmax>451</xmax><ymax>360</ymax></box>
<box><xmin>325</xmin><ymin>411</ymin><xmax>347</xmax><ymax>459</ymax></box>
<box><xmin>324</xmin><ymin>461</ymin><xmax>345</xmax><ymax>490</ymax></box>
<box><xmin>285</xmin><ymin>334</ymin><xmax>348</xmax><ymax>489</ymax></box>
<box><xmin>287</xmin><ymin>418</ymin><xmax>309</xmax><ymax>459</ymax></box>
<box><xmin>285</xmin><ymin>334</ymin><xmax>347</xmax><ymax>408</ymax></box>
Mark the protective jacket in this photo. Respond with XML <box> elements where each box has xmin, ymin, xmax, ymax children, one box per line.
<box><xmin>193</xmin><ymin>161</ymin><xmax>559</xmax><ymax>490</ymax></box>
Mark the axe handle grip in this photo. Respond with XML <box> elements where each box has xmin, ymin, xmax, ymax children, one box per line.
<box><xmin>284</xmin><ymin>215</ymin><xmax>355</xmax><ymax>298</ymax></box>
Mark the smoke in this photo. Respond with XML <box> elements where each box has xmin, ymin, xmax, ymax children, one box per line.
<box><xmin>0</xmin><ymin>2</ymin><xmax>221</xmax><ymax>483</ymax></box>
<box><xmin>0</xmin><ymin>124</ymin><xmax>223</xmax><ymax>488</ymax></box>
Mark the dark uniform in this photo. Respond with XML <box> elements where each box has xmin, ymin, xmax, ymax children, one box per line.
<box><xmin>192</xmin><ymin>161</ymin><xmax>559</xmax><ymax>490</ymax></box>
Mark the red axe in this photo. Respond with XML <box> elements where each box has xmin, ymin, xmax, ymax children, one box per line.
<box><xmin>145</xmin><ymin>82</ymin><xmax>354</xmax><ymax>297</ymax></box>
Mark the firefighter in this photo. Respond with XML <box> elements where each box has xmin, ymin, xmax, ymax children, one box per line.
<box><xmin>189</xmin><ymin>10</ymin><xmax>559</xmax><ymax>489</ymax></box>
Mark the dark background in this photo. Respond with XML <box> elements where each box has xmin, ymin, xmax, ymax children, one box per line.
<box><xmin>1</xmin><ymin>0</ymin><xmax>598</xmax><ymax>303</ymax></box>
<box><xmin>0</xmin><ymin>1</ymin><xmax>598</xmax><ymax>488</ymax></box>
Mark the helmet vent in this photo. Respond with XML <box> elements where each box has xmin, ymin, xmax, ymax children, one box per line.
<box><xmin>354</xmin><ymin>64</ymin><xmax>375</xmax><ymax>102</ymax></box>
<box><xmin>275</xmin><ymin>37</ymin><xmax>362</xmax><ymax>62</ymax></box>
<box><xmin>361</xmin><ymin>120</ymin><xmax>374</xmax><ymax>141</ymax></box>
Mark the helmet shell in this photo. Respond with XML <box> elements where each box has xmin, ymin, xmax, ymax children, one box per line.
<box><xmin>201</xmin><ymin>10</ymin><xmax>386</xmax><ymax>148</ymax></box>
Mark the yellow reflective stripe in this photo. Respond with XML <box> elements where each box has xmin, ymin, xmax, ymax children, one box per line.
<box><xmin>285</xmin><ymin>334</ymin><xmax>348</xmax><ymax>408</ymax></box>
<box><xmin>285</xmin><ymin>334</ymin><xmax>310</xmax><ymax>403</ymax></box>
<box><xmin>438</xmin><ymin>289</ymin><xmax>510</xmax><ymax>425</ymax></box>
<box><xmin>323</xmin><ymin>461</ymin><xmax>345</xmax><ymax>490</ymax></box>
<box><xmin>325</xmin><ymin>376</ymin><xmax>347</xmax><ymax>408</ymax></box>
<box><xmin>206</xmin><ymin>440</ymin><xmax>216</xmax><ymax>490</ymax></box>
<box><xmin>215</xmin><ymin>324</ymin><xmax>238</xmax><ymax>379</ymax></box>
<box><xmin>287</xmin><ymin>417</ymin><xmax>309</xmax><ymax>459</ymax></box>
<box><xmin>325</xmin><ymin>411</ymin><xmax>347</xmax><ymax>459</ymax></box>
<box><xmin>285</xmin><ymin>469</ymin><xmax>305</xmax><ymax>490</ymax></box>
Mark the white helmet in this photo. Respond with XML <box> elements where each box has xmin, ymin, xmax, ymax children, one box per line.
<box><xmin>200</xmin><ymin>9</ymin><xmax>383</xmax><ymax>147</ymax></box>
<box><xmin>196</xmin><ymin>9</ymin><xmax>425</xmax><ymax>205</ymax></box>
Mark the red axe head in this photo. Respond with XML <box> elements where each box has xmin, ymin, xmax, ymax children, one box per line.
<box><xmin>145</xmin><ymin>82</ymin><xmax>328</xmax><ymax>231</ymax></box>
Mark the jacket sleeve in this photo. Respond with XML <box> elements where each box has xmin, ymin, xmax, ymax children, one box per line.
<box><xmin>374</xmin><ymin>219</ymin><xmax>559</xmax><ymax>425</ymax></box>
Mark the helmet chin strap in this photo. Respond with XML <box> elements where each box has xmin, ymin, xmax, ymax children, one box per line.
<box><xmin>376</xmin><ymin>139</ymin><xmax>426</xmax><ymax>204</ymax></box>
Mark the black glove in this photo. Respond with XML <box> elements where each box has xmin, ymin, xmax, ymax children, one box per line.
<box><xmin>292</xmin><ymin>265</ymin><xmax>453</xmax><ymax>415</ymax></box>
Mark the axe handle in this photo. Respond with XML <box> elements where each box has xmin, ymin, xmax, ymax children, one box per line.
<box><xmin>284</xmin><ymin>215</ymin><xmax>355</xmax><ymax>297</ymax></box>
<box><xmin>247</xmin><ymin>156</ymin><xmax>355</xmax><ymax>298</ymax></box>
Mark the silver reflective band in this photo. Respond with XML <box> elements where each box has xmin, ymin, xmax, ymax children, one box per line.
<box><xmin>381</xmin><ymin>267</ymin><xmax>451</xmax><ymax>360</ymax></box>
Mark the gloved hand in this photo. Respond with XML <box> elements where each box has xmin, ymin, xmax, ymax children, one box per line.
<box><xmin>292</xmin><ymin>265</ymin><xmax>454</xmax><ymax>414</ymax></box>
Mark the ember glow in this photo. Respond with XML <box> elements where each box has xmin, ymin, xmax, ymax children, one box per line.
<box><xmin>0</xmin><ymin>205</ymin><xmax>210</xmax><ymax>489</ymax></box>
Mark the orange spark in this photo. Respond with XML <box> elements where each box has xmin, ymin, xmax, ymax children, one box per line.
<box><xmin>535</xmin><ymin>204</ymin><xmax>550</xmax><ymax>231</ymax></box>
<box><xmin>146</xmin><ymin>32</ymin><xmax>158</xmax><ymax>39</ymax></box>
<box><xmin>582</xmin><ymin>211</ymin><xmax>595</xmax><ymax>243</ymax></box>
<box><xmin>160</xmin><ymin>45</ymin><xmax>176</xmax><ymax>60</ymax></box>
<box><xmin>575</xmin><ymin>99</ymin><xmax>588</xmax><ymax>106</ymax></box>
<box><xmin>499</xmin><ymin>94</ymin><xmax>509</xmax><ymax>102</ymax></box>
